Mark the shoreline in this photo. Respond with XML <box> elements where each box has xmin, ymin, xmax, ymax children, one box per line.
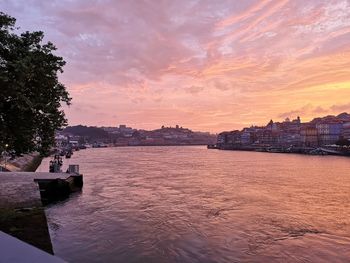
<box><xmin>210</xmin><ymin>145</ymin><xmax>350</xmax><ymax>157</ymax></box>
<box><xmin>1</xmin><ymin>152</ymin><xmax>43</xmax><ymax>172</ymax></box>
<box><xmin>0</xmin><ymin>172</ymin><xmax>54</xmax><ymax>254</ymax></box>
<box><xmin>110</xmin><ymin>143</ymin><xmax>213</xmax><ymax>147</ymax></box>
<box><xmin>0</xmin><ymin>153</ymin><xmax>52</xmax><ymax>255</ymax></box>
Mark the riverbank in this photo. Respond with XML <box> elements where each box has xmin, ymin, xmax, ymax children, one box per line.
<box><xmin>0</xmin><ymin>172</ymin><xmax>53</xmax><ymax>254</ymax></box>
<box><xmin>0</xmin><ymin>152</ymin><xmax>43</xmax><ymax>172</ymax></box>
<box><xmin>0</xmin><ymin>152</ymin><xmax>80</xmax><ymax>257</ymax></box>
<box><xmin>211</xmin><ymin>145</ymin><xmax>350</xmax><ymax>157</ymax></box>
<box><xmin>0</xmin><ymin>153</ymin><xmax>52</xmax><ymax>253</ymax></box>
<box><xmin>0</xmin><ymin>168</ymin><xmax>83</xmax><ymax>257</ymax></box>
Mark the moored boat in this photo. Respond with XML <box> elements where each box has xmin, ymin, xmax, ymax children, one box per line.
<box><xmin>207</xmin><ymin>144</ymin><xmax>218</xmax><ymax>149</ymax></box>
<box><xmin>65</xmin><ymin>151</ymin><xmax>72</xmax><ymax>158</ymax></box>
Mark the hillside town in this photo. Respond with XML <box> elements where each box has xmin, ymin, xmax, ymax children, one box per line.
<box><xmin>216</xmin><ymin>113</ymin><xmax>350</xmax><ymax>155</ymax></box>
<box><xmin>56</xmin><ymin>125</ymin><xmax>216</xmax><ymax>149</ymax></box>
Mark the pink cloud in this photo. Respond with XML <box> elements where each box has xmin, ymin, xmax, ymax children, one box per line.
<box><xmin>2</xmin><ymin>0</ymin><xmax>350</xmax><ymax>132</ymax></box>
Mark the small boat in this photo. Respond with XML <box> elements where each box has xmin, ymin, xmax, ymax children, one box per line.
<box><xmin>207</xmin><ymin>144</ymin><xmax>217</xmax><ymax>149</ymax></box>
<box><xmin>65</xmin><ymin>151</ymin><xmax>72</xmax><ymax>158</ymax></box>
<box><xmin>93</xmin><ymin>143</ymin><xmax>108</xmax><ymax>148</ymax></box>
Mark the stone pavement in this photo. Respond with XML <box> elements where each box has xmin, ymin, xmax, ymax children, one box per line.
<box><xmin>0</xmin><ymin>172</ymin><xmax>42</xmax><ymax>209</ymax></box>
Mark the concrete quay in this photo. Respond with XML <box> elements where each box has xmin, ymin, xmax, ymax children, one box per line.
<box><xmin>0</xmin><ymin>231</ymin><xmax>66</xmax><ymax>263</ymax></box>
<box><xmin>0</xmin><ymin>171</ymin><xmax>83</xmax><ymax>255</ymax></box>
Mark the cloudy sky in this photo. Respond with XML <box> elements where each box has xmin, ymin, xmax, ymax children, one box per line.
<box><xmin>2</xmin><ymin>0</ymin><xmax>350</xmax><ymax>132</ymax></box>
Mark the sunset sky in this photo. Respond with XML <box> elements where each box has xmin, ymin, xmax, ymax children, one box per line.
<box><xmin>2</xmin><ymin>0</ymin><xmax>350</xmax><ymax>132</ymax></box>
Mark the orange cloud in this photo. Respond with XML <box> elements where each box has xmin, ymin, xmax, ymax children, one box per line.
<box><xmin>2</xmin><ymin>0</ymin><xmax>350</xmax><ymax>132</ymax></box>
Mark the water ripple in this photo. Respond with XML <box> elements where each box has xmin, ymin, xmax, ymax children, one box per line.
<box><xmin>42</xmin><ymin>146</ymin><xmax>350</xmax><ymax>263</ymax></box>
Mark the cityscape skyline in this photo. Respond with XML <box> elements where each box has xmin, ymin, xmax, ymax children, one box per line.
<box><xmin>2</xmin><ymin>0</ymin><xmax>350</xmax><ymax>132</ymax></box>
<box><xmin>66</xmin><ymin>111</ymin><xmax>349</xmax><ymax>134</ymax></box>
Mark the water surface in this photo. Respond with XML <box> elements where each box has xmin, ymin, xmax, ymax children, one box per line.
<box><xmin>39</xmin><ymin>146</ymin><xmax>350</xmax><ymax>262</ymax></box>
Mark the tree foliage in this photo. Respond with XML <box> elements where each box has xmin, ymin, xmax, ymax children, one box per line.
<box><xmin>63</xmin><ymin>125</ymin><xmax>109</xmax><ymax>140</ymax></box>
<box><xmin>0</xmin><ymin>12</ymin><xmax>71</xmax><ymax>155</ymax></box>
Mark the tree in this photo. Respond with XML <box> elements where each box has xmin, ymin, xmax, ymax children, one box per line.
<box><xmin>63</xmin><ymin>125</ymin><xmax>109</xmax><ymax>140</ymax></box>
<box><xmin>0</xmin><ymin>12</ymin><xmax>71</xmax><ymax>155</ymax></box>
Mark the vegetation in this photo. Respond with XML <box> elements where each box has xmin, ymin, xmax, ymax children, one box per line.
<box><xmin>0</xmin><ymin>12</ymin><xmax>71</xmax><ymax>156</ymax></box>
<box><xmin>63</xmin><ymin>125</ymin><xmax>109</xmax><ymax>140</ymax></box>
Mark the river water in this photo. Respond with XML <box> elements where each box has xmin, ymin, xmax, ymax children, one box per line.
<box><xmin>38</xmin><ymin>146</ymin><xmax>350</xmax><ymax>262</ymax></box>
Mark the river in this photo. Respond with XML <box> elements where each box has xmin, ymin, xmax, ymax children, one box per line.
<box><xmin>37</xmin><ymin>146</ymin><xmax>350</xmax><ymax>262</ymax></box>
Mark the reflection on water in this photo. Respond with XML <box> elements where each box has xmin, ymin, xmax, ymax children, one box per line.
<box><xmin>43</xmin><ymin>146</ymin><xmax>350</xmax><ymax>262</ymax></box>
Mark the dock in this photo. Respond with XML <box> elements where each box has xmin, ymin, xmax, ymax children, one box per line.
<box><xmin>0</xmin><ymin>170</ymin><xmax>83</xmax><ymax>254</ymax></box>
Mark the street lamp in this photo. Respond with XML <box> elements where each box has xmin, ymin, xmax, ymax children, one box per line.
<box><xmin>2</xmin><ymin>144</ymin><xmax>9</xmax><ymax>170</ymax></box>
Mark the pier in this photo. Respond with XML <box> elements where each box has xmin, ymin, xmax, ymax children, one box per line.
<box><xmin>0</xmin><ymin>169</ymin><xmax>83</xmax><ymax>254</ymax></box>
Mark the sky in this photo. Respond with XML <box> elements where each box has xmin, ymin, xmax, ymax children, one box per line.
<box><xmin>2</xmin><ymin>0</ymin><xmax>350</xmax><ymax>132</ymax></box>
